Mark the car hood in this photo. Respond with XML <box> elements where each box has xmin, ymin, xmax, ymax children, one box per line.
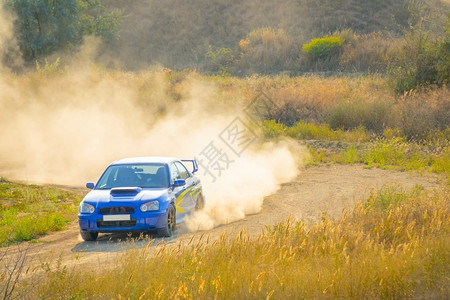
<box><xmin>83</xmin><ymin>188</ymin><xmax>168</xmax><ymax>203</ymax></box>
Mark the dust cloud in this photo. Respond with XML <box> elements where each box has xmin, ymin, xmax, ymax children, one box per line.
<box><xmin>186</xmin><ymin>142</ymin><xmax>300</xmax><ymax>231</ymax></box>
<box><xmin>0</xmin><ymin>7</ymin><xmax>302</xmax><ymax>231</ymax></box>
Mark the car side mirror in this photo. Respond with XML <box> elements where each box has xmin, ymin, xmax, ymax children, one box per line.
<box><xmin>86</xmin><ymin>182</ymin><xmax>95</xmax><ymax>189</ymax></box>
<box><xmin>173</xmin><ymin>179</ymin><xmax>186</xmax><ymax>187</ymax></box>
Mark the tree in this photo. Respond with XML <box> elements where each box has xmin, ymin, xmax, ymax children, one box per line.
<box><xmin>4</xmin><ymin>0</ymin><xmax>121</xmax><ymax>61</ymax></box>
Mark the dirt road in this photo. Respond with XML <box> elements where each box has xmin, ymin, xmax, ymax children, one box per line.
<box><xmin>4</xmin><ymin>165</ymin><xmax>442</xmax><ymax>271</ymax></box>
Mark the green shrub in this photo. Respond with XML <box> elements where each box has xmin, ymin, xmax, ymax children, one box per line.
<box><xmin>204</xmin><ymin>46</ymin><xmax>234</xmax><ymax>76</ymax></box>
<box><xmin>287</xmin><ymin>121</ymin><xmax>337</xmax><ymax>140</ymax></box>
<box><xmin>389</xmin><ymin>40</ymin><xmax>440</xmax><ymax>94</ymax></box>
<box><xmin>262</xmin><ymin>120</ymin><xmax>286</xmax><ymax>138</ymax></box>
<box><xmin>431</xmin><ymin>150</ymin><xmax>450</xmax><ymax>174</ymax></box>
<box><xmin>435</xmin><ymin>36</ymin><xmax>450</xmax><ymax>85</ymax></box>
<box><xmin>302</xmin><ymin>36</ymin><xmax>345</xmax><ymax>59</ymax></box>
<box><xmin>300</xmin><ymin>36</ymin><xmax>345</xmax><ymax>71</ymax></box>
<box><xmin>340</xmin><ymin>145</ymin><xmax>359</xmax><ymax>165</ymax></box>
<box><xmin>389</xmin><ymin>14</ymin><xmax>450</xmax><ymax>93</ymax></box>
<box><xmin>363</xmin><ymin>138</ymin><xmax>407</xmax><ymax>169</ymax></box>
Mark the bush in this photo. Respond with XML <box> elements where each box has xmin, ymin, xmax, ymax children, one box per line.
<box><xmin>325</xmin><ymin>100</ymin><xmax>391</xmax><ymax>134</ymax></box>
<box><xmin>393</xmin><ymin>88</ymin><xmax>450</xmax><ymax>139</ymax></box>
<box><xmin>262</xmin><ymin>120</ymin><xmax>369</xmax><ymax>142</ymax></box>
<box><xmin>262</xmin><ymin>120</ymin><xmax>286</xmax><ymax>138</ymax></box>
<box><xmin>364</xmin><ymin>138</ymin><xmax>407</xmax><ymax>169</ymax></box>
<box><xmin>389</xmin><ymin>14</ymin><xmax>450</xmax><ymax>93</ymax></box>
<box><xmin>237</xmin><ymin>28</ymin><xmax>295</xmax><ymax>74</ymax></box>
<box><xmin>436</xmin><ymin>15</ymin><xmax>450</xmax><ymax>85</ymax></box>
<box><xmin>302</xmin><ymin>36</ymin><xmax>345</xmax><ymax>59</ymax></box>
<box><xmin>269</xmin><ymin>101</ymin><xmax>302</xmax><ymax>126</ymax></box>
<box><xmin>204</xmin><ymin>46</ymin><xmax>234</xmax><ymax>76</ymax></box>
<box><xmin>339</xmin><ymin>32</ymin><xmax>397</xmax><ymax>73</ymax></box>
<box><xmin>287</xmin><ymin>121</ymin><xmax>337</xmax><ymax>140</ymax></box>
<box><xmin>300</xmin><ymin>36</ymin><xmax>345</xmax><ymax>71</ymax></box>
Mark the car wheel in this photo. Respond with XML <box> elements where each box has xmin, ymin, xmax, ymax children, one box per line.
<box><xmin>158</xmin><ymin>204</ymin><xmax>176</xmax><ymax>237</ymax></box>
<box><xmin>196</xmin><ymin>194</ymin><xmax>205</xmax><ymax>210</ymax></box>
<box><xmin>80</xmin><ymin>230</ymin><xmax>98</xmax><ymax>241</ymax></box>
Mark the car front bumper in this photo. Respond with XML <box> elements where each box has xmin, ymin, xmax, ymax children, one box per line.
<box><xmin>79</xmin><ymin>210</ymin><xmax>168</xmax><ymax>233</ymax></box>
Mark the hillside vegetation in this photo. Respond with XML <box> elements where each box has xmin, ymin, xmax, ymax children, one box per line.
<box><xmin>101</xmin><ymin>0</ymin><xmax>448</xmax><ymax>75</ymax></box>
<box><xmin>102</xmin><ymin>0</ymin><xmax>421</xmax><ymax>68</ymax></box>
<box><xmin>4</xmin><ymin>0</ymin><xmax>448</xmax><ymax>93</ymax></box>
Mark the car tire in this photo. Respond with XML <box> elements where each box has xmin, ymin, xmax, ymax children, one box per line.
<box><xmin>80</xmin><ymin>230</ymin><xmax>98</xmax><ymax>241</ymax></box>
<box><xmin>196</xmin><ymin>194</ymin><xmax>205</xmax><ymax>210</ymax></box>
<box><xmin>158</xmin><ymin>204</ymin><xmax>176</xmax><ymax>237</ymax></box>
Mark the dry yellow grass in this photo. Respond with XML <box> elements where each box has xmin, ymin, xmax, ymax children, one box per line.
<box><xmin>9</xmin><ymin>185</ymin><xmax>448</xmax><ymax>299</ymax></box>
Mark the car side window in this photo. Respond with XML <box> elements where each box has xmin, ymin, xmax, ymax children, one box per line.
<box><xmin>169</xmin><ymin>163</ymin><xmax>181</xmax><ymax>184</ymax></box>
<box><xmin>175</xmin><ymin>162</ymin><xmax>191</xmax><ymax>180</ymax></box>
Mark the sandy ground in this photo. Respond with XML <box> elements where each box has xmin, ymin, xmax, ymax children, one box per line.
<box><xmin>2</xmin><ymin>164</ymin><xmax>442</xmax><ymax>273</ymax></box>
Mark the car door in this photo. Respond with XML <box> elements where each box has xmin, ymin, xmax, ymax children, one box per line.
<box><xmin>169</xmin><ymin>162</ymin><xmax>190</xmax><ymax>223</ymax></box>
<box><xmin>175</xmin><ymin>161</ymin><xmax>202</xmax><ymax>211</ymax></box>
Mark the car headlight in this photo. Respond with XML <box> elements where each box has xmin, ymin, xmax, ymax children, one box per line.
<box><xmin>140</xmin><ymin>201</ymin><xmax>159</xmax><ymax>212</ymax></box>
<box><xmin>79</xmin><ymin>202</ymin><xmax>95</xmax><ymax>214</ymax></box>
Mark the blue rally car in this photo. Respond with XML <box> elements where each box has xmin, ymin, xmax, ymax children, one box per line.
<box><xmin>78</xmin><ymin>157</ymin><xmax>204</xmax><ymax>241</ymax></box>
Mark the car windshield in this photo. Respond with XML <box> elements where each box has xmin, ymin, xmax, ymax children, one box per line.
<box><xmin>95</xmin><ymin>163</ymin><xmax>169</xmax><ymax>189</ymax></box>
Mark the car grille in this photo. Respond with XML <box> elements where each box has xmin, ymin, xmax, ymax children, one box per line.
<box><xmin>97</xmin><ymin>219</ymin><xmax>137</xmax><ymax>228</ymax></box>
<box><xmin>99</xmin><ymin>207</ymin><xmax>135</xmax><ymax>214</ymax></box>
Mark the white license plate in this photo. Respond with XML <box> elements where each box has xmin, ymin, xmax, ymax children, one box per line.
<box><xmin>103</xmin><ymin>215</ymin><xmax>130</xmax><ymax>221</ymax></box>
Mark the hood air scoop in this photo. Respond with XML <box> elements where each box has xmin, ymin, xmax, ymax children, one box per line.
<box><xmin>110</xmin><ymin>187</ymin><xmax>142</xmax><ymax>196</ymax></box>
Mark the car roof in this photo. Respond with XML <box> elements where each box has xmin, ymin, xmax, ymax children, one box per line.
<box><xmin>110</xmin><ymin>157</ymin><xmax>179</xmax><ymax>165</ymax></box>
